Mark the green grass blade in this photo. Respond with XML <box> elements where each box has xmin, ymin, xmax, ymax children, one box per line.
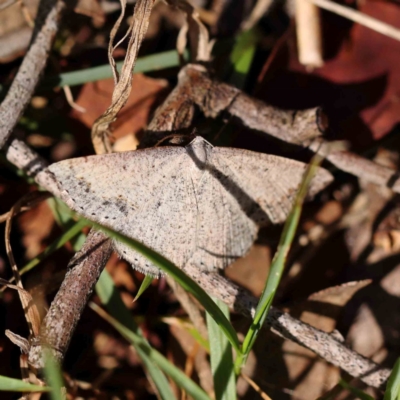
<box><xmin>47</xmin><ymin>197</ymin><xmax>87</xmax><ymax>251</ymax></box>
<box><xmin>0</xmin><ymin>375</ymin><xmax>50</xmax><ymax>392</ymax></box>
<box><xmin>96</xmin><ymin>270</ymin><xmax>176</xmax><ymax>400</ymax></box>
<box><xmin>228</xmin><ymin>28</ymin><xmax>259</xmax><ymax>89</ymax></box>
<box><xmin>47</xmin><ymin>197</ymin><xmax>75</xmax><ymax>226</ymax></box>
<box><xmin>384</xmin><ymin>358</ymin><xmax>400</xmax><ymax>400</ymax></box>
<box><xmin>42</xmin><ymin>49</ymin><xmax>188</xmax><ymax>89</ymax></box>
<box><xmin>236</xmin><ymin>154</ymin><xmax>324</xmax><ymax>372</ymax></box>
<box><xmin>206</xmin><ymin>298</ymin><xmax>236</xmax><ymax>400</ymax></box>
<box><xmin>91</xmin><ymin>298</ymin><xmax>212</xmax><ymax>400</ymax></box>
<box><xmin>339</xmin><ymin>379</ymin><xmax>374</xmax><ymax>400</ymax></box>
<box><xmin>89</xmin><ymin>220</ymin><xmax>241</xmax><ymax>354</ymax></box>
<box><xmin>212</xmin><ymin>30</ymin><xmax>258</xmax><ymax>148</ymax></box>
<box><xmin>43</xmin><ymin>348</ymin><xmax>65</xmax><ymax>400</ymax></box>
<box><xmin>19</xmin><ymin>219</ymin><xmax>86</xmax><ymax>276</ymax></box>
<box><xmin>185</xmin><ymin>325</ymin><xmax>210</xmax><ymax>353</ymax></box>
<box><xmin>133</xmin><ymin>275</ymin><xmax>154</xmax><ymax>302</ymax></box>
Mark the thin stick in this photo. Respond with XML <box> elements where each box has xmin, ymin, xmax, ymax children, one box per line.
<box><xmin>308</xmin><ymin>0</ymin><xmax>400</xmax><ymax>42</ymax></box>
<box><xmin>295</xmin><ymin>0</ymin><xmax>323</xmax><ymax>68</ymax></box>
<box><xmin>0</xmin><ymin>0</ymin><xmax>17</xmax><ymax>10</ymax></box>
<box><xmin>62</xmin><ymin>86</ymin><xmax>86</xmax><ymax>113</ymax></box>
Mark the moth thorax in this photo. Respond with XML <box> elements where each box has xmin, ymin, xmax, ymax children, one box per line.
<box><xmin>186</xmin><ymin>137</ymin><xmax>212</xmax><ymax>169</ymax></box>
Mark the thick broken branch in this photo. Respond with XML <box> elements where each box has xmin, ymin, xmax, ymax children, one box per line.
<box><xmin>28</xmin><ymin>230</ymin><xmax>112</xmax><ymax>368</ymax></box>
<box><xmin>144</xmin><ymin>64</ymin><xmax>400</xmax><ymax>193</ymax></box>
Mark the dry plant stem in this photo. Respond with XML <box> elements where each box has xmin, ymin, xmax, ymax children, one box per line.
<box><xmin>182</xmin><ymin>265</ymin><xmax>390</xmax><ymax>389</ymax></box>
<box><xmin>6</xmin><ymin>138</ymin><xmax>61</xmax><ymax>196</ymax></box>
<box><xmin>0</xmin><ymin>0</ymin><xmax>66</xmax><ymax>149</ymax></box>
<box><xmin>0</xmin><ymin>192</ymin><xmax>51</xmax><ymax>223</ymax></box>
<box><xmin>165</xmin><ymin>0</ymin><xmax>211</xmax><ymax>62</ymax></box>
<box><xmin>241</xmin><ymin>373</ymin><xmax>272</xmax><ymax>400</ymax></box>
<box><xmin>241</xmin><ymin>0</ymin><xmax>275</xmax><ymax>31</ymax></box>
<box><xmin>19</xmin><ymin>0</ymin><xmax>35</xmax><ymax>28</ymax></box>
<box><xmin>28</xmin><ymin>230</ymin><xmax>113</xmax><ymax>368</ymax></box>
<box><xmin>308</xmin><ymin>0</ymin><xmax>400</xmax><ymax>42</ymax></box>
<box><xmin>91</xmin><ymin>0</ymin><xmax>155</xmax><ymax>154</ymax></box>
<box><xmin>5</xmin><ymin>192</ymin><xmax>51</xmax><ymax>338</ymax></box>
<box><xmin>309</xmin><ymin>138</ymin><xmax>400</xmax><ymax>191</ymax></box>
<box><xmin>295</xmin><ymin>0</ymin><xmax>323</xmax><ymax>68</ymax></box>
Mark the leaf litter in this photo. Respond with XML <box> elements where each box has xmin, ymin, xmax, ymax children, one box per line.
<box><xmin>3</xmin><ymin>0</ymin><xmax>400</xmax><ymax>394</ymax></box>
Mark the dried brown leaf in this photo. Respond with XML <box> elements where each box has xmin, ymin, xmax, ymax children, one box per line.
<box><xmin>71</xmin><ymin>74</ymin><xmax>168</xmax><ymax>146</ymax></box>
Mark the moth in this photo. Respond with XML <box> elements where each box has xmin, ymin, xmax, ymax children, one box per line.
<box><xmin>49</xmin><ymin>136</ymin><xmax>333</xmax><ymax>276</ymax></box>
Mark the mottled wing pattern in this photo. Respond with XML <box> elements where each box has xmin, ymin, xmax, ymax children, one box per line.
<box><xmin>49</xmin><ymin>146</ymin><xmax>197</xmax><ymax>276</ymax></box>
<box><xmin>213</xmin><ymin>147</ymin><xmax>333</xmax><ymax>225</ymax></box>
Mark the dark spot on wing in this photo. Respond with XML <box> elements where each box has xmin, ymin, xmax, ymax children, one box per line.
<box><xmin>115</xmin><ymin>198</ymin><xmax>129</xmax><ymax>216</ymax></box>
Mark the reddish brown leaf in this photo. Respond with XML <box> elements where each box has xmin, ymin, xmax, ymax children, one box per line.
<box><xmin>71</xmin><ymin>74</ymin><xmax>168</xmax><ymax>147</ymax></box>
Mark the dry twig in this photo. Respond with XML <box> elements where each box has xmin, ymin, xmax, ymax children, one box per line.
<box><xmin>295</xmin><ymin>0</ymin><xmax>323</xmax><ymax>68</ymax></box>
<box><xmin>308</xmin><ymin>0</ymin><xmax>400</xmax><ymax>42</ymax></box>
<box><xmin>241</xmin><ymin>0</ymin><xmax>275</xmax><ymax>31</ymax></box>
<box><xmin>0</xmin><ymin>0</ymin><xmax>66</xmax><ymax>148</ymax></box>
